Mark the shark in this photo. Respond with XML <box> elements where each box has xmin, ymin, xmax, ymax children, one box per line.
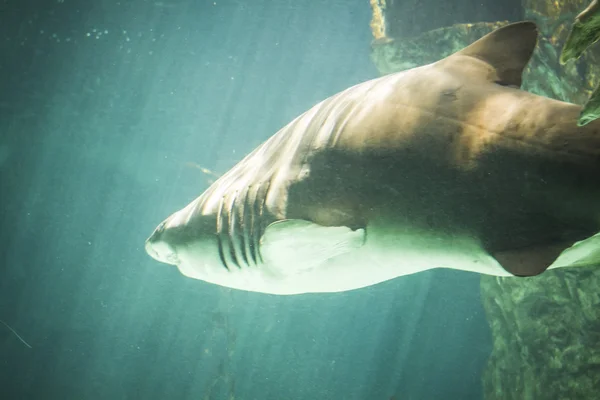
<box><xmin>145</xmin><ymin>22</ymin><xmax>600</xmax><ymax>295</ymax></box>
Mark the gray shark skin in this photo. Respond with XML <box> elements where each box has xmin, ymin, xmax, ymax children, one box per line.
<box><xmin>146</xmin><ymin>22</ymin><xmax>600</xmax><ymax>295</ymax></box>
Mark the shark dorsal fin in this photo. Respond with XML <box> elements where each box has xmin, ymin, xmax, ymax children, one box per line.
<box><xmin>444</xmin><ymin>21</ymin><xmax>538</xmax><ymax>87</ymax></box>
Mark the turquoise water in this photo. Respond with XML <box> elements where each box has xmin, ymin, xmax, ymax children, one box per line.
<box><xmin>0</xmin><ymin>0</ymin><xmax>498</xmax><ymax>398</ymax></box>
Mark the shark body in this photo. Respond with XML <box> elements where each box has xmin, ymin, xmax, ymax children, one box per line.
<box><xmin>146</xmin><ymin>22</ymin><xmax>600</xmax><ymax>295</ymax></box>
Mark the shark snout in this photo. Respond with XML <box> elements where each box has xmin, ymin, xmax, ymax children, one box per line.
<box><xmin>145</xmin><ymin>223</ymin><xmax>179</xmax><ymax>265</ymax></box>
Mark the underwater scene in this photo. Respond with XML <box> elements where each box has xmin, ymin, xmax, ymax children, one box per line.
<box><xmin>2</xmin><ymin>0</ymin><xmax>600</xmax><ymax>399</ymax></box>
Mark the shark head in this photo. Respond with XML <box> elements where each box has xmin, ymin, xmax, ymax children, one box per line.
<box><xmin>144</xmin><ymin>201</ymin><xmax>226</xmax><ymax>277</ymax></box>
<box><xmin>145</xmin><ymin>220</ymin><xmax>180</xmax><ymax>265</ymax></box>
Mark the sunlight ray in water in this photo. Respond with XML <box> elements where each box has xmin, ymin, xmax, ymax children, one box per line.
<box><xmin>0</xmin><ymin>319</ymin><xmax>32</xmax><ymax>349</ymax></box>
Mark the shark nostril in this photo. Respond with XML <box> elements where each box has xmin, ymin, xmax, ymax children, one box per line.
<box><xmin>144</xmin><ymin>237</ymin><xmax>179</xmax><ymax>265</ymax></box>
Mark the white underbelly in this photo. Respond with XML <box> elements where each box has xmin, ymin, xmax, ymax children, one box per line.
<box><xmin>174</xmin><ymin>218</ymin><xmax>511</xmax><ymax>295</ymax></box>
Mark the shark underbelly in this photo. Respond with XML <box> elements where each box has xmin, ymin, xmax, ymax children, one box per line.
<box><xmin>173</xmin><ymin>216</ymin><xmax>511</xmax><ymax>295</ymax></box>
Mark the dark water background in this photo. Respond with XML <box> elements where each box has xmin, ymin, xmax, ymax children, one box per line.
<box><xmin>0</xmin><ymin>0</ymin><xmax>501</xmax><ymax>398</ymax></box>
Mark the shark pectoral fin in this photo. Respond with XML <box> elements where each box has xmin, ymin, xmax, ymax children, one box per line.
<box><xmin>492</xmin><ymin>242</ymin><xmax>572</xmax><ymax>277</ymax></box>
<box><xmin>494</xmin><ymin>233</ymin><xmax>600</xmax><ymax>276</ymax></box>
<box><xmin>260</xmin><ymin>219</ymin><xmax>366</xmax><ymax>276</ymax></box>
<box><xmin>548</xmin><ymin>232</ymin><xmax>600</xmax><ymax>270</ymax></box>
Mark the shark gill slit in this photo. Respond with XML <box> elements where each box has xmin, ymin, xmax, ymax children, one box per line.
<box><xmin>226</xmin><ymin>191</ymin><xmax>242</xmax><ymax>269</ymax></box>
<box><xmin>247</xmin><ymin>183</ymin><xmax>260</xmax><ymax>264</ymax></box>
<box><xmin>254</xmin><ymin>180</ymin><xmax>271</xmax><ymax>263</ymax></box>
<box><xmin>242</xmin><ymin>184</ymin><xmax>257</xmax><ymax>265</ymax></box>
<box><xmin>232</xmin><ymin>188</ymin><xmax>252</xmax><ymax>267</ymax></box>
<box><xmin>215</xmin><ymin>196</ymin><xmax>230</xmax><ymax>271</ymax></box>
